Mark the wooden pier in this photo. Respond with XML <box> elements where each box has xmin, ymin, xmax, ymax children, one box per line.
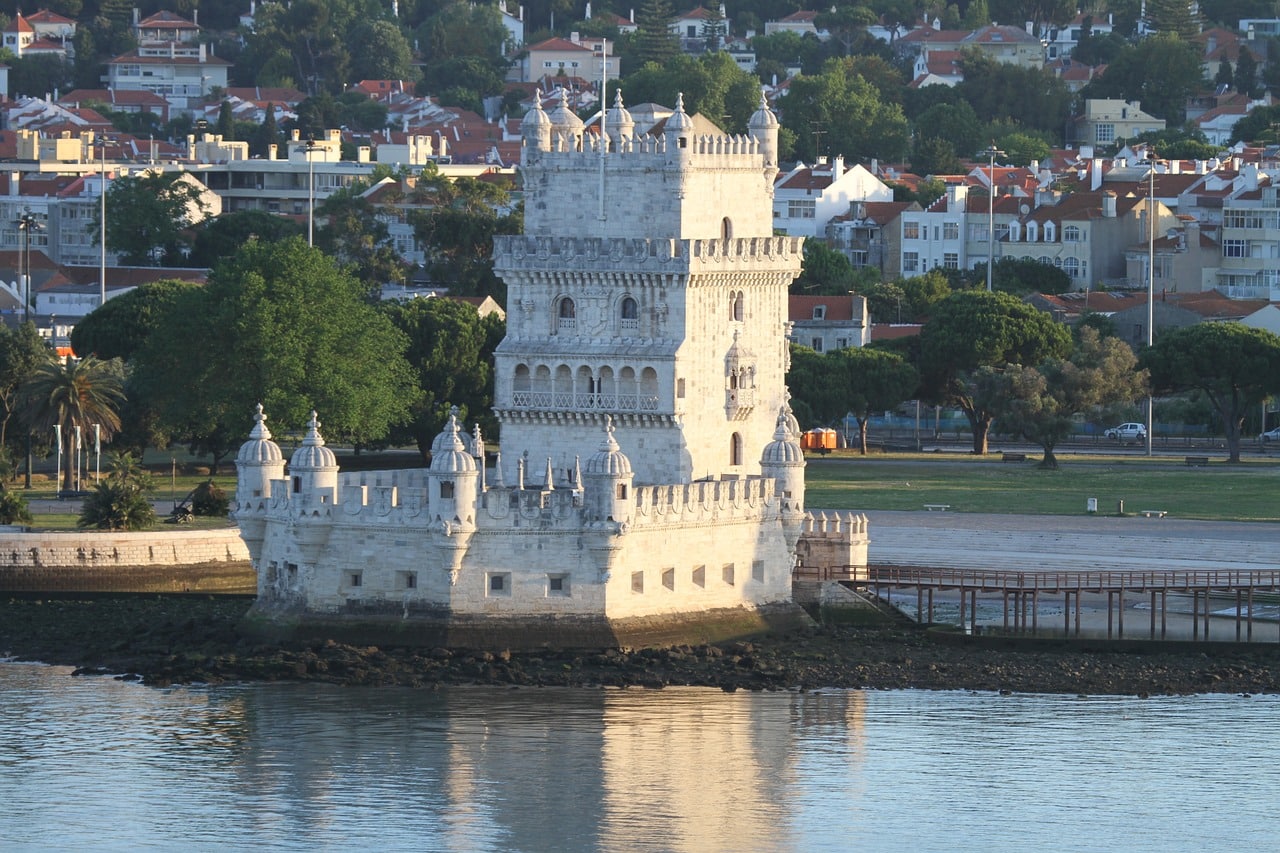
<box><xmin>863</xmin><ymin>568</ymin><xmax>1280</xmax><ymax>642</ymax></box>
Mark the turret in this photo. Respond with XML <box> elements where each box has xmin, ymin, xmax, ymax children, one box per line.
<box><xmin>548</xmin><ymin>89</ymin><xmax>584</xmax><ymax>152</ymax></box>
<box><xmin>748</xmin><ymin>88</ymin><xmax>780</xmax><ymax>176</ymax></box>
<box><xmin>665</xmin><ymin>92</ymin><xmax>694</xmax><ymax>162</ymax></box>
<box><xmin>582</xmin><ymin>416</ymin><xmax>634</xmax><ymax>524</ymax></box>
<box><xmin>760</xmin><ymin>405</ymin><xmax>806</xmax><ymax>551</ymax></box>
<box><xmin>521</xmin><ymin>89</ymin><xmax>552</xmax><ymax>160</ymax></box>
<box><xmin>605</xmin><ymin>89</ymin><xmax>634</xmax><ymax>151</ymax></box>
<box><xmin>582</xmin><ymin>416</ymin><xmax>634</xmax><ymax>582</ymax></box>
<box><xmin>428</xmin><ymin>407</ymin><xmax>479</xmax><ymax>584</ymax></box>
<box><xmin>234</xmin><ymin>403</ymin><xmax>284</xmax><ymax>561</ymax></box>
<box><xmin>287</xmin><ymin>411</ymin><xmax>339</xmax><ymax>561</ymax></box>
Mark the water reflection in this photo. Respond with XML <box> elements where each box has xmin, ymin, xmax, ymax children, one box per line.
<box><xmin>2</xmin><ymin>664</ymin><xmax>1278</xmax><ymax>852</ymax></box>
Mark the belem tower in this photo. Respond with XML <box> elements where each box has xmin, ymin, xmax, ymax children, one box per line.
<box><xmin>234</xmin><ymin>91</ymin><xmax>869</xmax><ymax>648</ymax></box>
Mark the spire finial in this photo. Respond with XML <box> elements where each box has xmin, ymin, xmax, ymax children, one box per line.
<box><xmin>249</xmin><ymin>403</ymin><xmax>272</xmax><ymax>440</ymax></box>
<box><xmin>674</xmin><ymin>92</ymin><xmax>686</xmax><ymax>113</ymax></box>
<box><xmin>614</xmin><ymin>89</ymin><xmax>625</xmax><ymax>109</ymax></box>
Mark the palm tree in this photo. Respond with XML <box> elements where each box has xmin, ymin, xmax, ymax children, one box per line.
<box><xmin>19</xmin><ymin>356</ymin><xmax>125</xmax><ymax>493</ymax></box>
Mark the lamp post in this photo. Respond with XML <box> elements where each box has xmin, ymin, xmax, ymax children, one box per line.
<box><xmin>16</xmin><ymin>209</ymin><xmax>38</xmax><ymax>490</ymax></box>
<box><xmin>99</xmin><ymin>136</ymin><xmax>111</xmax><ymax>307</ymax></box>
<box><xmin>982</xmin><ymin>142</ymin><xmax>1005</xmax><ymax>291</ymax></box>
<box><xmin>16</xmin><ymin>209</ymin><xmax>37</xmax><ymax>325</ymax></box>
<box><xmin>1146</xmin><ymin>150</ymin><xmax>1156</xmax><ymax>457</ymax></box>
<box><xmin>299</xmin><ymin>135</ymin><xmax>323</xmax><ymax>247</ymax></box>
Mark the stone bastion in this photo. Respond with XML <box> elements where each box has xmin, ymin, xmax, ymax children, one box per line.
<box><xmin>0</xmin><ymin>527</ymin><xmax>254</xmax><ymax>593</ymax></box>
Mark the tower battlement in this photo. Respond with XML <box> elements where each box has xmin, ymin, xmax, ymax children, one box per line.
<box><xmin>493</xmin><ymin>234</ymin><xmax>804</xmax><ymax>274</ymax></box>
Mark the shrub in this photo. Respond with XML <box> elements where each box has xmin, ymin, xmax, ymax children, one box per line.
<box><xmin>78</xmin><ymin>482</ymin><xmax>157</xmax><ymax>531</ymax></box>
<box><xmin>0</xmin><ymin>488</ymin><xmax>33</xmax><ymax>526</ymax></box>
<box><xmin>191</xmin><ymin>479</ymin><xmax>230</xmax><ymax>517</ymax></box>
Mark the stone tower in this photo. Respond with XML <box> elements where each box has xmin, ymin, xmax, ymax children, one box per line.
<box><xmin>493</xmin><ymin>90</ymin><xmax>803</xmax><ymax>485</ymax></box>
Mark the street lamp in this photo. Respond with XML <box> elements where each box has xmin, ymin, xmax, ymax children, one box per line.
<box><xmin>16</xmin><ymin>209</ymin><xmax>38</xmax><ymax>325</ymax></box>
<box><xmin>98</xmin><ymin>135</ymin><xmax>115</xmax><ymax>307</ymax></box>
<box><xmin>982</xmin><ymin>142</ymin><xmax>1005</xmax><ymax>292</ymax></box>
<box><xmin>1146</xmin><ymin>150</ymin><xmax>1157</xmax><ymax>457</ymax></box>
<box><xmin>16</xmin><ymin>209</ymin><xmax>39</xmax><ymax>490</ymax></box>
<box><xmin>299</xmin><ymin>135</ymin><xmax>323</xmax><ymax>247</ymax></box>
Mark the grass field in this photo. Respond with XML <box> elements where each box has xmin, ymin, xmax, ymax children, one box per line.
<box><xmin>805</xmin><ymin>453</ymin><xmax>1280</xmax><ymax>521</ymax></box>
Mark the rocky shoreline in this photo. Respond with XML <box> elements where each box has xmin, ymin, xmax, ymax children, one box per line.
<box><xmin>2</xmin><ymin>596</ymin><xmax>1278</xmax><ymax>696</ymax></box>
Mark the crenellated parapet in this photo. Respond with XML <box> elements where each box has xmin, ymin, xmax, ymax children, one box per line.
<box><xmin>629</xmin><ymin>476</ymin><xmax>778</xmax><ymax>526</ymax></box>
<box><xmin>795</xmin><ymin>511</ymin><xmax>871</xmax><ymax>579</ymax></box>
<box><xmin>494</xmin><ymin>235</ymin><xmax>804</xmax><ymax>275</ymax></box>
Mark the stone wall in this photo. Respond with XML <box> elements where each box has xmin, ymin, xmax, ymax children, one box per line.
<box><xmin>0</xmin><ymin>528</ymin><xmax>254</xmax><ymax>593</ymax></box>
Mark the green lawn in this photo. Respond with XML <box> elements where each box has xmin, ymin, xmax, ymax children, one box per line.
<box><xmin>805</xmin><ymin>453</ymin><xmax>1280</xmax><ymax>521</ymax></box>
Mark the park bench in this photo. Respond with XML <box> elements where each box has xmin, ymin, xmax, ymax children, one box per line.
<box><xmin>923</xmin><ymin>503</ymin><xmax>951</xmax><ymax>511</ymax></box>
<box><xmin>1139</xmin><ymin>510</ymin><xmax>1168</xmax><ymax>518</ymax></box>
<box><xmin>1001</xmin><ymin>452</ymin><xmax>1027</xmax><ymax>462</ymax></box>
<box><xmin>1184</xmin><ymin>456</ymin><xmax>1210</xmax><ymax>466</ymax></box>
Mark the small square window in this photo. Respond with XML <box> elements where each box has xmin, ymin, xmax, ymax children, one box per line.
<box><xmin>488</xmin><ymin>573</ymin><xmax>511</xmax><ymax>596</ymax></box>
<box><xmin>662</xmin><ymin>568</ymin><xmax>675</xmax><ymax>590</ymax></box>
<box><xmin>349</xmin><ymin>571</ymin><xmax>363</xmax><ymax>588</ymax></box>
<box><xmin>631</xmin><ymin>571</ymin><xmax>644</xmax><ymax>593</ymax></box>
<box><xmin>548</xmin><ymin>574</ymin><xmax>570</xmax><ymax>596</ymax></box>
<box><xmin>752</xmin><ymin>560</ymin><xmax>765</xmax><ymax>582</ymax></box>
<box><xmin>722</xmin><ymin>563</ymin><xmax>735</xmax><ymax>586</ymax></box>
<box><xmin>399</xmin><ymin>571</ymin><xmax>417</xmax><ymax>590</ymax></box>
<box><xmin>693</xmin><ymin>565</ymin><xmax>705</xmax><ymax>587</ymax></box>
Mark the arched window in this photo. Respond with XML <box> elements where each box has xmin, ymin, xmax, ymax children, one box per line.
<box><xmin>1063</xmin><ymin>225</ymin><xmax>1082</xmax><ymax>243</ymax></box>
<box><xmin>732</xmin><ymin>291</ymin><xmax>744</xmax><ymax>322</ymax></box>
<box><xmin>620</xmin><ymin>296</ymin><xmax>638</xmax><ymax>330</ymax></box>
<box><xmin>1038</xmin><ymin>256</ymin><xmax>1051</xmax><ymax>266</ymax></box>
<box><xmin>730</xmin><ymin>432</ymin><xmax>742</xmax><ymax>467</ymax></box>
<box><xmin>1062</xmin><ymin>257</ymin><xmax>1080</xmax><ymax>278</ymax></box>
<box><xmin>721</xmin><ymin>217</ymin><xmax>733</xmax><ymax>241</ymax></box>
<box><xmin>557</xmin><ymin>297</ymin><xmax>576</xmax><ymax>332</ymax></box>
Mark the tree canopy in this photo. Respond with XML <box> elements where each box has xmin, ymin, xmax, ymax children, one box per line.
<box><xmin>919</xmin><ymin>291</ymin><xmax>1072</xmax><ymax>453</ymax></box>
<box><xmin>129</xmin><ymin>238</ymin><xmax>420</xmax><ymax>467</ymax></box>
<box><xmin>100</xmin><ymin>172</ymin><xmax>212</xmax><ymax>266</ymax></box>
<box><xmin>780</xmin><ymin>58</ymin><xmax>910</xmax><ymax>163</ymax></box>
<box><xmin>1141</xmin><ymin>322</ymin><xmax>1280</xmax><ymax>462</ymax></box>
<box><xmin>991</xmin><ymin>326</ymin><xmax>1148</xmax><ymax>468</ymax></box>
<box><xmin>69</xmin><ymin>279</ymin><xmax>200</xmax><ymax>362</ymax></box>
<box><xmin>382</xmin><ymin>296</ymin><xmax>505</xmax><ymax>460</ymax></box>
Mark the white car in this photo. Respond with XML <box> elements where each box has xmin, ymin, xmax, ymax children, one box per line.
<box><xmin>1263</xmin><ymin>427</ymin><xmax>1280</xmax><ymax>442</ymax></box>
<box><xmin>1105</xmin><ymin>422</ymin><xmax>1147</xmax><ymax>441</ymax></box>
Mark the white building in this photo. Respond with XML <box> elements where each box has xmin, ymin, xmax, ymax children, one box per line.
<box><xmin>773</xmin><ymin>158</ymin><xmax>892</xmax><ymax>238</ymax></box>
<box><xmin>234</xmin><ymin>91</ymin><xmax>868</xmax><ymax>649</ymax></box>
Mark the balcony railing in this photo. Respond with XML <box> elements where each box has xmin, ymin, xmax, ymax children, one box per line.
<box><xmin>512</xmin><ymin>390</ymin><xmax>659</xmax><ymax>412</ymax></box>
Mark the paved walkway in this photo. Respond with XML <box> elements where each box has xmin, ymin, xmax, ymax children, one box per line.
<box><xmin>856</xmin><ymin>510</ymin><xmax>1277</xmax><ymax>573</ymax></box>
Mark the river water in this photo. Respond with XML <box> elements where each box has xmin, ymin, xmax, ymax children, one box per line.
<box><xmin>2</xmin><ymin>663</ymin><xmax>1278</xmax><ymax>852</ymax></box>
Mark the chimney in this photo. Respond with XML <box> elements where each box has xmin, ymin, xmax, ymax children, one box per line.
<box><xmin>1102</xmin><ymin>191</ymin><xmax>1116</xmax><ymax>217</ymax></box>
<box><xmin>1091</xmin><ymin>158</ymin><xmax>1102</xmax><ymax>191</ymax></box>
<box><xmin>193</xmin><ymin>9</ymin><xmax>198</xmax><ymax>26</ymax></box>
<box><xmin>832</xmin><ymin>155</ymin><xmax>844</xmax><ymax>178</ymax></box>
<box><xmin>133</xmin><ymin>8</ymin><xmax>139</xmax><ymax>26</ymax></box>
<box><xmin>1026</xmin><ymin>21</ymin><xmax>1034</xmax><ymax>35</ymax></box>
<box><xmin>570</xmin><ymin>31</ymin><xmax>580</xmax><ymax>44</ymax></box>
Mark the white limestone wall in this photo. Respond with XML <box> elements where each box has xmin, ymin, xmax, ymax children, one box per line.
<box><xmin>522</xmin><ymin>152</ymin><xmax>773</xmax><ymax>240</ymax></box>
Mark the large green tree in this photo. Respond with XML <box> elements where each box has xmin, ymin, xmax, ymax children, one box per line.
<box><xmin>1141</xmin><ymin>323</ymin><xmax>1280</xmax><ymax>462</ymax></box>
<box><xmin>991</xmin><ymin>327</ymin><xmax>1148</xmax><ymax>468</ymax></box>
<box><xmin>634</xmin><ymin>0</ymin><xmax>679</xmax><ymax>67</ymax></box>
<box><xmin>919</xmin><ymin>291</ymin><xmax>1072</xmax><ymax>454</ymax></box>
<box><xmin>69</xmin><ymin>280</ymin><xmax>199</xmax><ymax>362</ymax></box>
<box><xmin>1081</xmin><ymin>35</ymin><xmax>1205</xmax><ymax>124</ymax></box>
<box><xmin>99</xmin><ymin>172</ymin><xmax>212</xmax><ymax>266</ymax></box>
<box><xmin>0</xmin><ymin>323</ymin><xmax>48</xmax><ymax>465</ymax></box>
<box><xmin>187</xmin><ymin>210</ymin><xmax>306</xmax><ymax>268</ymax></box>
<box><xmin>19</xmin><ymin>356</ymin><xmax>125</xmax><ymax>493</ymax></box>
<box><xmin>833</xmin><ymin>347</ymin><xmax>920</xmax><ymax>455</ymax></box>
<box><xmin>616</xmin><ymin>52</ymin><xmax>762</xmax><ymax>134</ymax></box>
<box><xmin>781</xmin><ymin>57</ymin><xmax>910</xmax><ymax>163</ymax></box>
<box><xmin>130</xmin><ymin>238</ymin><xmax>420</xmax><ymax>468</ymax></box>
<box><xmin>956</xmin><ymin>51</ymin><xmax>1074</xmax><ymax>139</ymax></box>
<box><xmin>383</xmin><ymin>297</ymin><xmax>505</xmax><ymax>460</ymax></box>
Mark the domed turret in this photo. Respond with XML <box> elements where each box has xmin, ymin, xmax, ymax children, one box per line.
<box><xmin>760</xmin><ymin>406</ymin><xmax>806</xmax><ymax>551</ymax></box>
<box><xmin>666</xmin><ymin>92</ymin><xmax>693</xmax><ymax>134</ymax></box>
<box><xmin>427</xmin><ymin>407</ymin><xmax>478</xmax><ymax>583</ymax></box>
<box><xmin>548</xmin><ymin>89</ymin><xmax>584</xmax><ymax>151</ymax></box>
<box><xmin>286</xmin><ymin>411</ymin><xmax>338</xmax><ymax>561</ymax></box>
<box><xmin>234</xmin><ymin>403</ymin><xmax>285</xmax><ymax>562</ymax></box>
<box><xmin>583</xmin><ymin>416</ymin><xmax>634</xmax><ymax>524</ymax></box>
<box><xmin>605</xmin><ymin>89</ymin><xmax>634</xmax><ymax>150</ymax></box>
<box><xmin>521</xmin><ymin>89</ymin><xmax>552</xmax><ymax>156</ymax></box>
<box><xmin>430</xmin><ymin>408</ymin><xmax>478</xmax><ymax>476</ymax></box>
<box><xmin>747</xmin><ymin>88</ymin><xmax>779</xmax><ymax>170</ymax></box>
<box><xmin>290</xmin><ymin>411</ymin><xmax>337</xmax><ymax>473</ymax></box>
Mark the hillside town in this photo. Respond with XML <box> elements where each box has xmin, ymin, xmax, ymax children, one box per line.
<box><xmin>0</xmin><ymin>1</ymin><xmax>1276</xmax><ymax>490</ymax></box>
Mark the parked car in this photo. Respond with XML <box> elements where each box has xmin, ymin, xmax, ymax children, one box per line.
<box><xmin>1105</xmin><ymin>422</ymin><xmax>1147</xmax><ymax>441</ymax></box>
<box><xmin>1262</xmin><ymin>427</ymin><xmax>1280</xmax><ymax>442</ymax></box>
